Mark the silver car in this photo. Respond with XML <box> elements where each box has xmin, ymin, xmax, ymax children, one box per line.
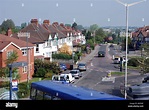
<box><xmin>69</xmin><ymin>69</ymin><xmax>82</xmax><ymax>79</ymax></box>
<box><xmin>127</xmin><ymin>82</ymin><xmax>149</xmax><ymax>100</ymax></box>
<box><xmin>77</xmin><ymin>63</ymin><xmax>86</xmax><ymax>71</ymax></box>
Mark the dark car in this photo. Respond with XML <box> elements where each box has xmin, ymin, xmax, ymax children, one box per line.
<box><xmin>142</xmin><ymin>75</ymin><xmax>149</xmax><ymax>83</ymax></box>
<box><xmin>98</xmin><ymin>51</ymin><xmax>105</xmax><ymax>57</ymax></box>
<box><xmin>59</xmin><ymin>63</ymin><xmax>67</xmax><ymax>71</ymax></box>
<box><xmin>109</xmin><ymin>44</ymin><xmax>114</xmax><ymax>48</ymax></box>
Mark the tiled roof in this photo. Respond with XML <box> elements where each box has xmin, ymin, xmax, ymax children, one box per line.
<box><xmin>12</xmin><ymin>22</ymin><xmax>51</xmax><ymax>44</ymax></box>
<box><xmin>0</xmin><ymin>41</ymin><xmax>11</xmax><ymax>50</ymax></box>
<box><xmin>132</xmin><ymin>25</ymin><xmax>149</xmax><ymax>38</ymax></box>
<box><xmin>12</xmin><ymin>19</ymin><xmax>83</xmax><ymax>44</ymax></box>
<box><xmin>0</xmin><ymin>34</ymin><xmax>34</xmax><ymax>49</ymax></box>
<box><xmin>43</xmin><ymin>23</ymin><xmax>67</xmax><ymax>39</ymax></box>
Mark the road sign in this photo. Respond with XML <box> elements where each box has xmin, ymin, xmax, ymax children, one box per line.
<box><xmin>12</xmin><ymin>80</ymin><xmax>18</xmax><ymax>91</ymax></box>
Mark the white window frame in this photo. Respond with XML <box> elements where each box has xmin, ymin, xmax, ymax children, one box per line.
<box><xmin>22</xmin><ymin>49</ymin><xmax>27</xmax><ymax>56</ymax></box>
<box><xmin>22</xmin><ymin>66</ymin><xmax>27</xmax><ymax>73</ymax></box>
<box><xmin>36</xmin><ymin>44</ymin><xmax>39</xmax><ymax>53</ymax></box>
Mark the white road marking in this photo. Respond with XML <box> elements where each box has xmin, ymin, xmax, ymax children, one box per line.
<box><xmin>102</xmin><ymin>76</ymin><xmax>115</xmax><ymax>83</ymax></box>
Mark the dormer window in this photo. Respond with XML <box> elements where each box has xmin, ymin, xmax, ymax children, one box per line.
<box><xmin>67</xmin><ymin>33</ymin><xmax>69</xmax><ymax>36</ymax></box>
<box><xmin>47</xmin><ymin>40</ymin><xmax>51</xmax><ymax>47</ymax></box>
<box><xmin>56</xmin><ymin>33</ymin><xmax>58</xmax><ymax>37</ymax></box>
<box><xmin>47</xmin><ymin>34</ymin><xmax>52</xmax><ymax>47</ymax></box>
<box><xmin>54</xmin><ymin>36</ymin><xmax>58</xmax><ymax>46</ymax></box>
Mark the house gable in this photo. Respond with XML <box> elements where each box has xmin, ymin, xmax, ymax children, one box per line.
<box><xmin>0</xmin><ymin>41</ymin><xmax>21</xmax><ymax>52</ymax></box>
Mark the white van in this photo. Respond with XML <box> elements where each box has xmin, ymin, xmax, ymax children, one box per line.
<box><xmin>52</xmin><ymin>74</ymin><xmax>75</xmax><ymax>84</ymax></box>
<box><xmin>60</xmin><ymin>73</ymin><xmax>75</xmax><ymax>83</ymax></box>
<box><xmin>113</xmin><ymin>56</ymin><xmax>127</xmax><ymax>64</ymax></box>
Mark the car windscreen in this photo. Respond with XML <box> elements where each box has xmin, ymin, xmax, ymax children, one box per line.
<box><xmin>70</xmin><ymin>71</ymin><xmax>77</xmax><ymax>74</ymax></box>
<box><xmin>78</xmin><ymin>63</ymin><xmax>85</xmax><ymax>66</ymax></box>
<box><xmin>114</xmin><ymin>58</ymin><xmax>119</xmax><ymax>60</ymax></box>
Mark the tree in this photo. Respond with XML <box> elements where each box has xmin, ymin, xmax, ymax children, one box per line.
<box><xmin>123</xmin><ymin>37</ymin><xmax>132</xmax><ymax>51</ymax></box>
<box><xmin>1</xmin><ymin>19</ymin><xmax>15</xmax><ymax>32</ymax></box>
<box><xmin>95</xmin><ymin>28</ymin><xmax>106</xmax><ymax>43</ymax></box>
<box><xmin>21</xmin><ymin>22</ymin><xmax>27</xmax><ymax>29</ymax></box>
<box><xmin>137</xmin><ymin>58</ymin><xmax>149</xmax><ymax>75</ymax></box>
<box><xmin>65</xmin><ymin>24</ymin><xmax>71</xmax><ymax>27</ymax></box>
<box><xmin>72</xmin><ymin>22</ymin><xmax>78</xmax><ymax>30</ymax></box>
<box><xmin>77</xmin><ymin>25</ymin><xmax>84</xmax><ymax>31</ymax></box>
<box><xmin>4</xmin><ymin>50</ymin><xmax>18</xmax><ymax>65</ymax></box>
<box><xmin>4</xmin><ymin>50</ymin><xmax>20</xmax><ymax>80</ymax></box>
<box><xmin>82</xmin><ymin>29</ymin><xmax>87</xmax><ymax>36</ymax></box>
<box><xmin>137</xmin><ymin>43</ymin><xmax>149</xmax><ymax>75</ymax></box>
<box><xmin>86</xmin><ymin>31</ymin><xmax>92</xmax><ymax>40</ymax></box>
<box><xmin>58</xmin><ymin>43</ymin><xmax>72</xmax><ymax>55</ymax></box>
<box><xmin>89</xmin><ymin>24</ymin><xmax>99</xmax><ymax>32</ymax></box>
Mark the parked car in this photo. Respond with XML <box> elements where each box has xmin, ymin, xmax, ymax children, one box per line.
<box><xmin>127</xmin><ymin>82</ymin><xmax>149</xmax><ymax>100</ymax></box>
<box><xmin>98</xmin><ymin>51</ymin><xmax>105</xmax><ymax>57</ymax></box>
<box><xmin>113</xmin><ymin>56</ymin><xmax>120</xmax><ymax>64</ymax></box>
<box><xmin>77</xmin><ymin>63</ymin><xmax>87</xmax><ymax>71</ymax></box>
<box><xmin>69</xmin><ymin>69</ymin><xmax>82</xmax><ymax>79</ymax></box>
<box><xmin>109</xmin><ymin>44</ymin><xmax>114</xmax><ymax>48</ymax></box>
<box><xmin>142</xmin><ymin>75</ymin><xmax>149</xmax><ymax>83</ymax></box>
<box><xmin>59</xmin><ymin>63</ymin><xmax>67</xmax><ymax>72</ymax></box>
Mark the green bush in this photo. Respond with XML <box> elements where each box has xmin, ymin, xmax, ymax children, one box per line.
<box><xmin>36</xmin><ymin>68</ymin><xmax>46</xmax><ymax>77</ymax></box>
<box><xmin>44</xmin><ymin>73</ymin><xmax>52</xmax><ymax>79</ymax></box>
<box><xmin>74</xmin><ymin>54</ymin><xmax>78</xmax><ymax>63</ymax></box>
<box><xmin>17</xmin><ymin>82</ymin><xmax>30</xmax><ymax>98</ymax></box>
<box><xmin>128</xmin><ymin>58</ymin><xmax>140</xmax><ymax>67</ymax></box>
<box><xmin>52</xmin><ymin>53</ymin><xmax>72</xmax><ymax>60</ymax></box>
<box><xmin>44</xmin><ymin>70</ymin><xmax>53</xmax><ymax>79</ymax></box>
<box><xmin>0</xmin><ymin>81</ymin><xmax>9</xmax><ymax>88</ymax></box>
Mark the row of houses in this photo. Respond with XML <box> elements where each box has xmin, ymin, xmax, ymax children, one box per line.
<box><xmin>0</xmin><ymin>19</ymin><xmax>86</xmax><ymax>82</ymax></box>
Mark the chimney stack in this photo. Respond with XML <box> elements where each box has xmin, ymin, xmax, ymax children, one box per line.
<box><xmin>31</xmin><ymin>19</ymin><xmax>38</xmax><ymax>26</ymax></box>
<box><xmin>43</xmin><ymin>20</ymin><xmax>50</xmax><ymax>26</ymax></box>
<box><xmin>7</xmin><ymin>28</ymin><xmax>12</xmax><ymax>37</ymax></box>
<box><xmin>52</xmin><ymin>22</ymin><xmax>59</xmax><ymax>26</ymax></box>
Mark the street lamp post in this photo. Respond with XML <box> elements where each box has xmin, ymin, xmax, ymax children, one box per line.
<box><xmin>26</xmin><ymin>32</ymin><xmax>30</xmax><ymax>89</ymax></box>
<box><xmin>115</xmin><ymin>0</ymin><xmax>146</xmax><ymax>99</ymax></box>
<box><xmin>8</xmin><ymin>62</ymin><xmax>27</xmax><ymax>100</ymax></box>
<box><xmin>17</xmin><ymin>32</ymin><xmax>30</xmax><ymax>89</ymax></box>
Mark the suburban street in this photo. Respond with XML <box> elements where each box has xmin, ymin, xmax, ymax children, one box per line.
<box><xmin>73</xmin><ymin>44</ymin><xmax>146</xmax><ymax>99</ymax></box>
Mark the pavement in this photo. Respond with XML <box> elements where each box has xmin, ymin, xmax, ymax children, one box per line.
<box><xmin>74</xmin><ymin>44</ymin><xmax>99</xmax><ymax>65</ymax></box>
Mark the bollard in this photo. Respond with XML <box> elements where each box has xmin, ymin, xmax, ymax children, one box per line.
<box><xmin>107</xmin><ymin>72</ymin><xmax>111</xmax><ymax>77</ymax></box>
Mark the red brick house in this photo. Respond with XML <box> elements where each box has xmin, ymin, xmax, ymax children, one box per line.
<box><xmin>0</xmin><ymin>33</ymin><xmax>35</xmax><ymax>82</ymax></box>
<box><xmin>131</xmin><ymin>25</ymin><xmax>149</xmax><ymax>49</ymax></box>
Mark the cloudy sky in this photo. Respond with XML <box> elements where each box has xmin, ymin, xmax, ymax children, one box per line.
<box><xmin>0</xmin><ymin>0</ymin><xmax>148</xmax><ymax>27</ymax></box>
